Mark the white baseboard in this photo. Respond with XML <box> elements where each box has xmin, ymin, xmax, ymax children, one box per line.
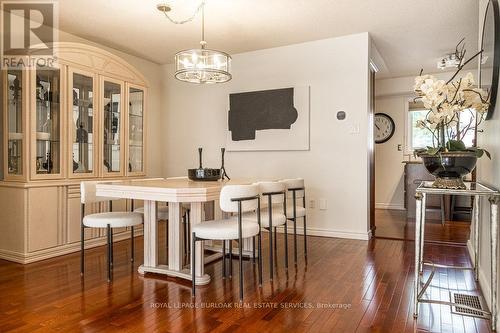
<box><xmin>375</xmin><ymin>203</ymin><xmax>405</xmax><ymax>210</ymax></box>
<box><xmin>467</xmin><ymin>239</ymin><xmax>496</xmax><ymax>331</ymax></box>
<box><xmin>264</xmin><ymin>225</ymin><xmax>371</xmax><ymax>241</ymax></box>
<box><xmin>0</xmin><ymin>229</ymin><xmax>143</xmax><ymax>264</ymax></box>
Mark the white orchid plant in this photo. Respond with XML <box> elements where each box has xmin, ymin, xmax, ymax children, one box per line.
<box><xmin>413</xmin><ymin>40</ymin><xmax>491</xmax><ymax>159</ymax></box>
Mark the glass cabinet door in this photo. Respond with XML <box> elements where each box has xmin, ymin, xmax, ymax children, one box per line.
<box><xmin>6</xmin><ymin>69</ymin><xmax>23</xmax><ymax>176</ymax></box>
<box><xmin>34</xmin><ymin>66</ymin><xmax>61</xmax><ymax>176</ymax></box>
<box><xmin>102</xmin><ymin>79</ymin><xmax>123</xmax><ymax>175</ymax></box>
<box><xmin>128</xmin><ymin>86</ymin><xmax>144</xmax><ymax>174</ymax></box>
<box><xmin>70</xmin><ymin>71</ymin><xmax>95</xmax><ymax>176</ymax></box>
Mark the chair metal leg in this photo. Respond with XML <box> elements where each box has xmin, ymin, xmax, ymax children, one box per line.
<box><xmin>110</xmin><ymin>228</ymin><xmax>114</xmax><ymax>266</ymax></box>
<box><xmin>252</xmin><ymin>236</ymin><xmax>256</xmax><ymax>263</ymax></box>
<box><xmin>192</xmin><ymin>233</ymin><xmax>196</xmax><ymax>297</ymax></box>
<box><xmin>238</xmin><ymin>236</ymin><xmax>244</xmax><ymax>301</ymax></box>
<box><xmin>293</xmin><ymin>217</ymin><xmax>298</xmax><ymax>263</ymax></box>
<box><xmin>131</xmin><ymin>226</ymin><xmax>135</xmax><ymax>263</ymax></box>
<box><xmin>237</xmin><ymin>204</ymin><xmax>244</xmax><ymax>301</ymax></box>
<box><xmin>303</xmin><ymin>216</ymin><xmax>308</xmax><ymax>257</ymax></box>
<box><xmin>268</xmin><ymin>197</ymin><xmax>273</xmax><ymax>280</ymax></box>
<box><xmin>81</xmin><ymin>204</ymin><xmax>85</xmax><ymax>276</ymax></box>
<box><xmin>274</xmin><ymin>227</ymin><xmax>278</xmax><ymax>259</ymax></box>
<box><xmin>293</xmin><ymin>191</ymin><xmax>298</xmax><ymax>264</ymax></box>
<box><xmin>284</xmin><ymin>221</ymin><xmax>288</xmax><ymax>270</ymax></box>
<box><xmin>107</xmin><ymin>224</ymin><xmax>112</xmax><ymax>282</ymax></box>
<box><xmin>80</xmin><ymin>223</ymin><xmax>85</xmax><ymax>276</ymax></box>
<box><xmin>258</xmin><ymin>231</ymin><xmax>263</xmax><ymax>286</ymax></box>
<box><xmin>222</xmin><ymin>240</ymin><xmax>226</xmax><ymax>279</ymax></box>
<box><xmin>229</xmin><ymin>240</ymin><xmax>233</xmax><ymax>278</ymax></box>
<box><xmin>268</xmin><ymin>227</ymin><xmax>273</xmax><ymax>280</ymax></box>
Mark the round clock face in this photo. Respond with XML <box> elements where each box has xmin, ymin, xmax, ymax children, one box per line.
<box><xmin>374</xmin><ymin>113</ymin><xmax>395</xmax><ymax>144</ymax></box>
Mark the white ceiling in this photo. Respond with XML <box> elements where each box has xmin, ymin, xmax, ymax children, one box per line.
<box><xmin>58</xmin><ymin>0</ymin><xmax>479</xmax><ymax>78</ymax></box>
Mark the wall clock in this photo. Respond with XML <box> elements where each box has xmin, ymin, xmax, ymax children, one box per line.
<box><xmin>374</xmin><ymin>113</ymin><xmax>395</xmax><ymax>144</ymax></box>
<box><xmin>480</xmin><ymin>0</ymin><xmax>500</xmax><ymax>120</ymax></box>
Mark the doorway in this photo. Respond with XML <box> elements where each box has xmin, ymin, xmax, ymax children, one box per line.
<box><xmin>372</xmin><ymin>93</ymin><xmax>472</xmax><ymax>245</ymax></box>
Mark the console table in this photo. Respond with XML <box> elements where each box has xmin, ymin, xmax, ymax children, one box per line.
<box><xmin>413</xmin><ymin>181</ymin><xmax>499</xmax><ymax>330</ymax></box>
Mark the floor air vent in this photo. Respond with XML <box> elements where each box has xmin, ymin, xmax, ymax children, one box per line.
<box><xmin>450</xmin><ymin>292</ymin><xmax>489</xmax><ymax>319</ymax></box>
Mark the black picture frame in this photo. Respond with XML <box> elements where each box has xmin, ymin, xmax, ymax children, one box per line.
<box><xmin>480</xmin><ymin>0</ymin><xmax>500</xmax><ymax>120</ymax></box>
<box><xmin>374</xmin><ymin>112</ymin><xmax>395</xmax><ymax>144</ymax></box>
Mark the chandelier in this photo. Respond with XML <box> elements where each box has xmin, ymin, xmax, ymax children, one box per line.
<box><xmin>157</xmin><ymin>1</ymin><xmax>232</xmax><ymax>84</ymax></box>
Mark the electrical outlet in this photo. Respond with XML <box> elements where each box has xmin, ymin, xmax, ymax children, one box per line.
<box><xmin>319</xmin><ymin>199</ymin><xmax>327</xmax><ymax>210</ymax></box>
<box><xmin>349</xmin><ymin>124</ymin><xmax>360</xmax><ymax>134</ymax></box>
<box><xmin>309</xmin><ymin>200</ymin><xmax>315</xmax><ymax>209</ymax></box>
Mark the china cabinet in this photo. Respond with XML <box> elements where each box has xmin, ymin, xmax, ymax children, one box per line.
<box><xmin>0</xmin><ymin>43</ymin><xmax>148</xmax><ymax>263</ymax></box>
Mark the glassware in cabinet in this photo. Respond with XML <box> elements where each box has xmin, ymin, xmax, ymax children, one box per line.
<box><xmin>102</xmin><ymin>80</ymin><xmax>122</xmax><ymax>174</ymax></box>
<box><xmin>6</xmin><ymin>69</ymin><xmax>23</xmax><ymax>176</ymax></box>
<box><xmin>128</xmin><ymin>86</ymin><xmax>144</xmax><ymax>173</ymax></box>
<box><xmin>35</xmin><ymin>66</ymin><xmax>61</xmax><ymax>175</ymax></box>
<box><xmin>71</xmin><ymin>72</ymin><xmax>95</xmax><ymax>175</ymax></box>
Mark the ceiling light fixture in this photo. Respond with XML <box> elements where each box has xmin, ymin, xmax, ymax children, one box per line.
<box><xmin>437</xmin><ymin>53</ymin><xmax>461</xmax><ymax>70</ymax></box>
<box><xmin>157</xmin><ymin>1</ymin><xmax>232</xmax><ymax>84</ymax></box>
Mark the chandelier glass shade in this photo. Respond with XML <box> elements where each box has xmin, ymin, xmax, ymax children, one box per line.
<box><xmin>158</xmin><ymin>1</ymin><xmax>232</xmax><ymax>84</ymax></box>
<box><xmin>174</xmin><ymin>48</ymin><xmax>231</xmax><ymax>84</ymax></box>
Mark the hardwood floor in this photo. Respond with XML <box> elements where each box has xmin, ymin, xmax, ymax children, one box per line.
<box><xmin>0</xmin><ymin>230</ymin><xmax>491</xmax><ymax>332</ymax></box>
<box><xmin>374</xmin><ymin>209</ymin><xmax>471</xmax><ymax>244</ymax></box>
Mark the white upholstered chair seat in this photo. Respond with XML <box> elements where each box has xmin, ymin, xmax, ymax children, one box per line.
<box><xmin>83</xmin><ymin>212</ymin><xmax>143</xmax><ymax>228</ymax></box>
<box><xmin>192</xmin><ymin>218</ymin><xmax>260</xmax><ymax>240</ymax></box>
<box><xmin>286</xmin><ymin>204</ymin><xmax>306</xmax><ymax>218</ymax></box>
<box><xmin>243</xmin><ymin>208</ymin><xmax>286</xmax><ymax>227</ymax></box>
<box><xmin>134</xmin><ymin>205</ymin><xmax>169</xmax><ymax>220</ymax></box>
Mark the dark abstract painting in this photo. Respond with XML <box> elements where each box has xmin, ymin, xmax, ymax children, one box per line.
<box><xmin>228</xmin><ymin>88</ymin><xmax>298</xmax><ymax>141</ymax></box>
<box><xmin>226</xmin><ymin>86</ymin><xmax>310</xmax><ymax>151</ymax></box>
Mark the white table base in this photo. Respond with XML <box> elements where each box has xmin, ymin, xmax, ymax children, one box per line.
<box><xmin>139</xmin><ymin>200</ymin><xmax>256</xmax><ymax>285</ymax></box>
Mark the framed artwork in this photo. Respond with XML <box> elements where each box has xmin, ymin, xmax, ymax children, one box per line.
<box><xmin>226</xmin><ymin>86</ymin><xmax>310</xmax><ymax>151</ymax></box>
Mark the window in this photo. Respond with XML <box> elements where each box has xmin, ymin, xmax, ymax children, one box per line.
<box><xmin>406</xmin><ymin>103</ymin><xmax>476</xmax><ymax>153</ymax></box>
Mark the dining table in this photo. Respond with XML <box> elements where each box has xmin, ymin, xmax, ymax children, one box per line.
<box><xmin>95</xmin><ymin>177</ymin><xmax>256</xmax><ymax>285</ymax></box>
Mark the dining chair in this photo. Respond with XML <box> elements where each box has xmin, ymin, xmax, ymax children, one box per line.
<box><xmin>280</xmin><ymin>178</ymin><xmax>307</xmax><ymax>263</ymax></box>
<box><xmin>191</xmin><ymin>184</ymin><xmax>263</xmax><ymax>301</ymax></box>
<box><xmin>80</xmin><ymin>181</ymin><xmax>143</xmax><ymax>281</ymax></box>
<box><xmin>243</xmin><ymin>181</ymin><xmax>288</xmax><ymax>280</ymax></box>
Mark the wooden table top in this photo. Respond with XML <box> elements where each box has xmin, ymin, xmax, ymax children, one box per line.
<box><xmin>95</xmin><ymin>177</ymin><xmax>261</xmax><ymax>202</ymax></box>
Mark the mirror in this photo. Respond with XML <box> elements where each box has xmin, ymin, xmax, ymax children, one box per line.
<box><xmin>480</xmin><ymin>0</ymin><xmax>500</xmax><ymax>120</ymax></box>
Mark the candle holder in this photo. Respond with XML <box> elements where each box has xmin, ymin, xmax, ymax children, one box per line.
<box><xmin>220</xmin><ymin>147</ymin><xmax>230</xmax><ymax>180</ymax></box>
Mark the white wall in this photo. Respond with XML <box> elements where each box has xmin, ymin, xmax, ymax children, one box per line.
<box><xmin>374</xmin><ymin>95</ymin><xmax>407</xmax><ymax>209</ymax></box>
<box><xmin>473</xmin><ymin>1</ymin><xmax>500</xmax><ymax>329</ymax></box>
<box><xmin>162</xmin><ymin>33</ymin><xmax>373</xmax><ymax>240</ymax></box>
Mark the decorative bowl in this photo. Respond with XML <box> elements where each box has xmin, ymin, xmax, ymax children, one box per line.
<box><xmin>418</xmin><ymin>151</ymin><xmax>477</xmax><ymax>189</ymax></box>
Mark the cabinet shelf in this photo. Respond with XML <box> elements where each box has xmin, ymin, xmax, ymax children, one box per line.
<box><xmin>36</xmin><ymin>139</ymin><xmax>60</xmax><ymax>143</ymax></box>
<box><xmin>8</xmin><ymin>133</ymin><xmax>23</xmax><ymax>140</ymax></box>
<box><xmin>36</xmin><ymin>100</ymin><xmax>60</xmax><ymax>105</ymax></box>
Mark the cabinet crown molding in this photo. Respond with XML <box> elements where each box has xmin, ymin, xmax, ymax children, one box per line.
<box><xmin>30</xmin><ymin>42</ymin><xmax>149</xmax><ymax>87</ymax></box>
